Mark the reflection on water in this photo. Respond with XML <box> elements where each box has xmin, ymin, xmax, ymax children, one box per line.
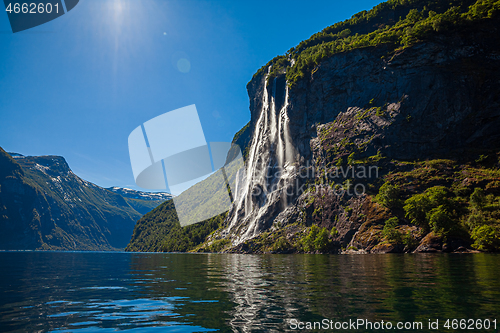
<box><xmin>0</xmin><ymin>252</ymin><xmax>499</xmax><ymax>332</ymax></box>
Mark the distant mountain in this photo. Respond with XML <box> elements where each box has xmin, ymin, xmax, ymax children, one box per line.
<box><xmin>7</xmin><ymin>152</ymin><xmax>23</xmax><ymax>158</ymax></box>
<box><xmin>0</xmin><ymin>147</ymin><xmax>164</xmax><ymax>251</ymax></box>
<box><xmin>107</xmin><ymin>187</ymin><xmax>172</xmax><ymax>215</ymax></box>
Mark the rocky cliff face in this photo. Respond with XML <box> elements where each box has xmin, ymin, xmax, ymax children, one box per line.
<box><xmin>207</xmin><ymin>17</ymin><xmax>500</xmax><ymax>253</ymax></box>
<box><xmin>0</xmin><ymin>148</ymin><xmax>157</xmax><ymax>250</ymax></box>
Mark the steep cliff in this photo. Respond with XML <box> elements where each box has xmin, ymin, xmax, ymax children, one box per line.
<box><xmin>199</xmin><ymin>0</ymin><xmax>500</xmax><ymax>253</ymax></box>
<box><xmin>127</xmin><ymin>0</ymin><xmax>500</xmax><ymax>253</ymax></box>
<box><xmin>0</xmin><ymin>147</ymin><xmax>164</xmax><ymax>250</ymax></box>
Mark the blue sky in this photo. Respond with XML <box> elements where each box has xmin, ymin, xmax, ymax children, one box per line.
<box><xmin>0</xmin><ymin>0</ymin><xmax>383</xmax><ymax>192</ymax></box>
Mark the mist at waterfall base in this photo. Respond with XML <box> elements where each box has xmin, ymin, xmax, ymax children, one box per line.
<box><xmin>1</xmin><ymin>252</ymin><xmax>500</xmax><ymax>332</ymax></box>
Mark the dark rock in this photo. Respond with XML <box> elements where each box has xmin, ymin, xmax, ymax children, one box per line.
<box><xmin>370</xmin><ymin>243</ymin><xmax>404</xmax><ymax>254</ymax></box>
<box><xmin>414</xmin><ymin>233</ymin><xmax>443</xmax><ymax>253</ymax></box>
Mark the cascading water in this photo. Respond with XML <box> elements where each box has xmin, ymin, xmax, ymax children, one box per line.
<box><xmin>224</xmin><ymin>69</ymin><xmax>297</xmax><ymax>244</ymax></box>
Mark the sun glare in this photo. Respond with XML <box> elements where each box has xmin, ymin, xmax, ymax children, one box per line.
<box><xmin>84</xmin><ymin>0</ymin><xmax>161</xmax><ymax>78</ymax></box>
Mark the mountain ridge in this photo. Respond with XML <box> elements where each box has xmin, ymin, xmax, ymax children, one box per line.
<box><xmin>0</xmin><ymin>148</ymin><xmax>167</xmax><ymax>250</ymax></box>
<box><xmin>107</xmin><ymin>187</ymin><xmax>172</xmax><ymax>201</ymax></box>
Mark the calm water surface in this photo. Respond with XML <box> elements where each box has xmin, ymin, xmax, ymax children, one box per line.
<box><xmin>0</xmin><ymin>252</ymin><xmax>499</xmax><ymax>332</ymax></box>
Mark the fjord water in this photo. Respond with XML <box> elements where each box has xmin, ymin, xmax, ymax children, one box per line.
<box><xmin>1</xmin><ymin>253</ymin><xmax>499</xmax><ymax>332</ymax></box>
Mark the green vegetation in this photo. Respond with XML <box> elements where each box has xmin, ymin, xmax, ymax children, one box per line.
<box><xmin>376</xmin><ymin>182</ymin><xmax>401</xmax><ymax>208</ymax></box>
<box><xmin>252</xmin><ymin>0</ymin><xmax>499</xmax><ymax>87</ymax></box>
<box><xmin>231</xmin><ymin>121</ymin><xmax>251</xmax><ymax>161</ymax></box>
<box><xmin>382</xmin><ymin>217</ymin><xmax>402</xmax><ymax>243</ymax></box>
<box><xmin>369</xmin><ymin>150</ymin><xmax>385</xmax><ymax>163</ymax></box>
<box><xmin>272</xmin><ymin>236</ymin><xmax>292</xmax><ymax>252</ymax></box>
<box><xmin>470</xmin><ymin>187</ymin><xmax>487</xmax><ymax>210</ymax></box>
<box><xmin>403</xmin><ymin>186</ymin><xmax>459</xmax><ymax>234</ymax></box>
<box><xmin>403</xmin><ymin>230</ymin><xmax>419</xmax><ymax>249</ymax></box>
<box><xmin>466</xmin><ymin>187</ymin><xmax>500</xmax><ymax>251</ymax></box>
<box><xmin>471</xmin><ymin>225</ymin><xmax>499</xmax><ymax>251</ymax></box>
<box><xmin>376</xmin><ymin>155</ymin><xmax>500</xmax><ymax>250</ymax></box>
<box><xmin>347</xmin><ymin>152</ymin><xmax>356</xmax><ymax>165</ymax></box>
<box><xmin>126</xmin><ymin>199</ymin><xmax>226</xmax><ymax>252</ymax></box>
<box><xmin>428</xmin><ymin>205</ymin><xmax>455</xmax><ymax>235</ymax></box>
<box><xmin>300</xmin><ymin>225</ymin><xmax>334</xmax><ymax>252</ymax></box>
<box><xmin>204</xmin><ymin>238</ymin><xmax>231</xmax><ymax>253</ymax></box>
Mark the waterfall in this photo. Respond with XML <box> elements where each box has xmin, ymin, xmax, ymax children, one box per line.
<box><xmin>225</xmin><ymin>69</ymin><xmax>296</xmax><ymax>244</ymax></box>
<box><xmin>282</xmin><ymin>87</ymin><xmax>294</xmax><ymax>168</ymax></box>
